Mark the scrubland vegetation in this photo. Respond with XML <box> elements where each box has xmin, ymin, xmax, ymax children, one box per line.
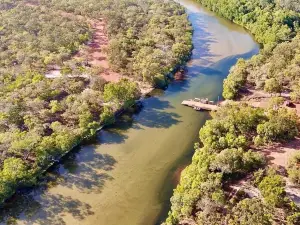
<box><xmin>288</xmin><ymin>152</ymin><xmax>300</xmax><ymax>185</ymax></box>
<box><xmin>0</xmin><ymin>0</ymin><xmax>192</xmax><ymax>203</ymax></box>
<box><xmin>164</xmin><ymin>103</ymin><xmax>300</xmax><ymax>225</ymax></box>
<box><xmin>41</xmin><ymin>0</ymin><xmax>193</xmax><ymax>85</ymax></box>
<box><xmin>0</xmin><ymin>2</ymin><xmax>90</xmax><ymax>74</ymax></box>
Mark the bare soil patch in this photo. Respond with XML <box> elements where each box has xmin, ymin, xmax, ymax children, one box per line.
<box><xmin>232</xmin><ymin>88</ymin><xmax>300</xmax><ymax>205</ymax></box>
<box><xmin>240</xmin><ymin>88</ymin><xmax>300</xmax><ymax>116</ymax></box>
<box><xmin>260</xmin><ymin>138</ymin><xmax>300</xmax><ymax>168</ymax></box>
<box><xmin>259</xmin><ymin>138</ymin><xmax>300</xmax><ymax>205</ymax></box>
<box><xmin>229</xmin><ymin>176</ymin><xmax>260</xmax><ymax>198</ymax></box>
<box><xmin>74</xmin><ymin>18</ymin><xmax>122</xmax><ymax>82</ymax></box>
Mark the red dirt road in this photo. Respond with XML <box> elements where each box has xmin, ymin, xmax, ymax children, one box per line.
<box><xmin>75</xmin><ymin>18</ymin><xmax>122</xmax><ymax>82</ymax></box>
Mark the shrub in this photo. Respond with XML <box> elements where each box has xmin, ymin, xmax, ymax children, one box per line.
<box><xmin>257</xmin><ymin>108</ymin><xmax>298</xmax><ymax>142</ymax></box>
<box><xmin>103</xmin><ymin>79</ymin><xmax>139</xmax><ymax>107</ymax></box>
<box><xmin>264</xmin><ymin>78</ymin><xmax>282</xmax><ymax>94</ymax></box>
<box><xmin>258</xmin><ymin>171</ymin><xmax>286</xmax><ymax>207</ymax></box>
<box><xmin>227</xmin><ymin>198</ymin><xmax>272</xmax><ymax>225</ymax></box>
<box><xmin>287</xmin><ymin>212</ymin><xmax>300</xmax><ymax>225</ymax></box>
<box><xmin>252</xmin><ymin>169</ymin><xmax>265</xmax><ymax>187</ymax></box>
<box><xmin>210</xmin><ymin>148</ymin><xmax>264</xmax><ymax>174</ymax></box>
<box><xmin>287</xmin><ymin>152</ymin><xmax>300</xmax><ymax>185</ymax></box>
<box><xmin>223</xmin><ymin>59</ymin><xmax>248</xmax><ymax>100</ymax></box>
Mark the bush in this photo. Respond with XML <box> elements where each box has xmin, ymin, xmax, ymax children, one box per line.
<box><xmin>287</xmin><ymin>212</ymin><xmax>300</xmax><ymax>225</ymax></box>
<box><xmin>264</xmin><ymin>78</ymin><xmax>282</xmax><ymax>94</ymax></box>
<box><xmin>268</xmin><ymin>97</ymin><xmax>285</xmax><ymax>109</ymax></box>
<box><xmin>100</xmin><ymin>106</ymin><xmax>115</xmax><ymax>125</ymax></box>
<box><xmin>287</xmin><ymin>152</ymin><xmax>300</xmax><ymax>185</ymax></box>
<box><xmin>103</xmin><ymin>79</ymin><xmax>140</xmax><ymax>107</ymax></box>
<box><xmin>258</xmin><ymin>170</ymin><xmax>286</xmax><ymax>207</ymax></box>
<box><xmin>210</xmin><ymin>148</ymin><xmax>264</xmax><ymax>174</ymax></box>
<box><xmin>200</xmin><ymin>103</ymin><xmax>265</xmax><ymax>151</ymax></box>
<box><xmin>257</xmin><ymin>108</ymin><xmax>298</xmax><ymax>142</ymax></box>
<box><xmin>227</xmin><ymin>198</ymin><xmax>272</xmax><ymax>225</ymax></box>
<box><xmin>252</xmin><ymin>169</ymin><xmax>265</xmax><ymax>187</ymax></box>
<box><xmin>0</xmin><ymin>157</ymin><xmax>36</xmax><ymax>204</ymax></box>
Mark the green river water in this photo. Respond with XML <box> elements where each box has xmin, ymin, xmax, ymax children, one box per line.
<box><xmin>1</xmin><ymin>0</ymin><xmax>259</xmax><ymax>224</ymax></box>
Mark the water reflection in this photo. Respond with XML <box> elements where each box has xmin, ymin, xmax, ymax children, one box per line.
<box><xmin>188</xmin><ymin>12</ymin><xmax>219</xmax><ymax>63</ymax></box>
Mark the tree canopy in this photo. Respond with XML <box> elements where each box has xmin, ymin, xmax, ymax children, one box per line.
<box><xmin>205</xmin><ymin>0</ymin><xmax>300</xmax><ymax>99</ymax></box>
<box><xmin>0</xmin><ymin>0</ymin><xmax>192</xmax><ymax>204</ymax></box>
<box><xmin>164</xmin><ymin>103</ymin><xmax>298</xmax><ymax>225</ymax></box>
<box><xmin>165</xmin><ymin>1</ymin><xmax>300</xmax><ymax>224</ymax></box>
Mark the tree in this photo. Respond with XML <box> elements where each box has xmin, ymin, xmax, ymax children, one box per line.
<box><xmin>100</xmin><ymin>106</ymin><xmax>115</xmax><ymax>124</ymax></box>
<box><xmin>268</xmin><ymin>97</ymin><xmax>284</xmax><ymax>109</ymax></box>
<box><xmin>7</xmin><ymin>104</ymin><xmax>24</xmax><ymax>127</ymax></box>
<box><xmin>0</xmin><ymin>157</ymin><xmax>36</xmax><ymax>203</ymax></box>
<box><xmin>257</xmin><ymin>108</ymin><xmax>298</xmax><ymax>142</ymax></box>
<box><xmin>9</xmin><ymin>131</ymin><xmax>41</xmax><ymax>159</ymax></box>
<box><xmin>291</xmin><ymin>79</ymin><xmax>300</xmax><ymax>102</ymax></box>
<box><xmin>90</xmin><ymin>76</ymin><xmax>107</xmax><ymax>92</ymax></box>
<box><xmin>200</xmin><ymin>103</ymin><xmax>265</xmax><ymax>151</ymax></box>
<box><xmin>103</xmin><ymin>79</ymin><xmax>139</xmax><ymax>107</ymax></box>
<box><xmin>0</xmin><ymin>0</ymin><xmax>193</xmax><ymax>206</ymax></box>
<box><xmin>264</xmin><ymin>78</ymin><xmax>282</xmax><ymax>94</ymax></box>
<box><xmin>223</xmin><ymin>59</ymin><xmax>248</xmax><ymax>100</ymax></box>
<box><xmin>210</xmin><ymin>148</ymin><xmax>264</xmax><ymax>174</ymax></box>
<box><xmin>258</xmin><ymin>171</ymin><xmax>286</xmax><ymax>207</ymax></box>
<box><xmin>1</xmin><ymin>158</ymin><xmax>33</xmax><ymax>185</ymax></box>
<box><xmin>210</xmin><ymin>148</ymin><xmax>244</xmax><ymax>174</ymax></box>
<box><xmin>287</xmin><ymin>152</ymin><xmax>300</xmax><ymax>185</ymax></box>
<box><xmin>0</xmin><ymin>177</ymin><xmax>14</xmax><ymax>204</ymax></box>
<box><xmin>196</xmin><ymin>197</ymin><xmax>225</xmax><ymax>225</ymax></box>
<box><xmin>79</xmin><ymin>111</ymin><xmax>93</xmax><ymax>129</ymax></box>
<box><xmin>49</xmin><ymin>100</ymin><xmax>63</xmax><ymax>113</ymax></box>
<box><xmin>227</xmin><ymin>198</ymin><xmax>272</xmax><ymax>225</ymax></box>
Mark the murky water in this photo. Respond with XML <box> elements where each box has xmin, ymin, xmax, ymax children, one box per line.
<box><xmin>0</xmin><ymin>0</ymin><xmax>259</xmax><ymax>224</ymax></box>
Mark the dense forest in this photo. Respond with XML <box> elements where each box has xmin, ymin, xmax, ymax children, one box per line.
<box><xmin>39</xmin><ymin>0</ymin><xmax>193</xmax><ymax>85</ymax></box>
<box><xmin>165</xmin><ymin>0</ymin><xmax>300</xmax><ymax>224</ymax></box>
<box><xmin>224</xmin><ymin>33</ymin><xmax>300</xmax><ymax>100</ymax></box>
<box><xmin>0</xmin><ymin>0</ymin><xmax>192</xmax><ymax>204</ymax></box>
<box><xmin>0</xmin><ymin>2</ymin><xmax>91</xmax><ymax>75</ymax></box>
<box><xmin>196</xmin><ymin>0</ymin><xmax>300</xmax><ymax>44</ymax></box>
<box><xmin>0</xmin><ymin>0</ymin><xmax>192</xmax><ymax>84</ymax></box>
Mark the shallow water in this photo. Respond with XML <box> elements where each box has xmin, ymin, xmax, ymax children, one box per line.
<box><xmin>1</xmin><ymin>0</ymin><xmax>259</xmax><ymax>224</ymax></box>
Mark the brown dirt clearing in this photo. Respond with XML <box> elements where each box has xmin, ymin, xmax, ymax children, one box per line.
<box><xmin>74</xmin><ymin>18</ymin><xmax>122</xmax><ymax>82</ymax></box>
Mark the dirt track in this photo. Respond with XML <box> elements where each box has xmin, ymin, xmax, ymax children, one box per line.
<box><xmin>25</xmin><ymin>1</ymin><xmax>122</xmax><ymax>82</ymax></box>
<box><xmin>74</xmin><ymin>18</ymin><xmax>122</xmax><ymax>82</ymax></box>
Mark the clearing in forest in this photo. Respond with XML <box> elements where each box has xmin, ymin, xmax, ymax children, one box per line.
<box><xmin>25</xmin><ymin>1</ymin><xmax>122</xmax><ymax>82</ymax></box>
<box><xmin>74</xmin><ymin>18</ymin><xmax>122</xmax><ymax>82</ymax></box>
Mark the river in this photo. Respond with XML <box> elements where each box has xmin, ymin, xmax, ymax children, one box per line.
<box><xmin>0</xmin><ymin>0</ymin><xmax>259</xmax><ymax>224</ymax></box>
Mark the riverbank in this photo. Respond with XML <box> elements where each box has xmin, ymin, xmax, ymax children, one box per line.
<box><xmin>0</xmin><ymin>41</ymin><xmax>190</xmax><ymax>208</ymax></box>
<box><xmin>164</xmin><ymin>1</ymin><xmax>300</xmax><ymax>224</ymax></box>
<box><xmin>0</xmin><ymin>0</ymin><xmax>195</xmax><ymax>206</ymax></box>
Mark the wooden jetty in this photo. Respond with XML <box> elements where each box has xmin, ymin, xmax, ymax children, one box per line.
<box><xmin>182</xmin><ymin>98</ymin><xmax>219</xmax><ymax>111</ymax></box>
